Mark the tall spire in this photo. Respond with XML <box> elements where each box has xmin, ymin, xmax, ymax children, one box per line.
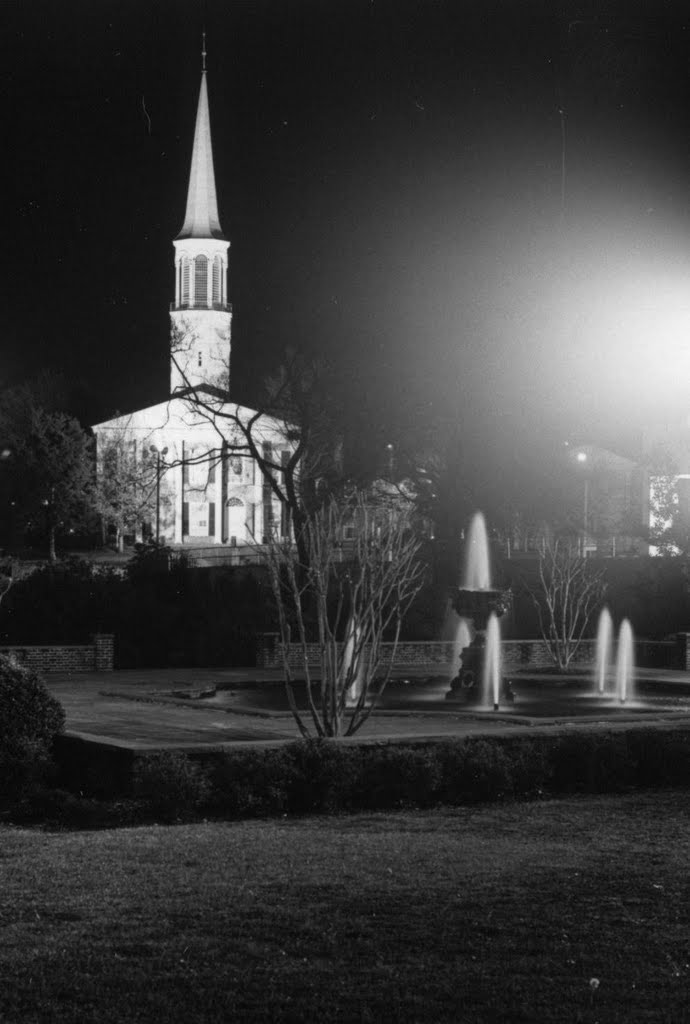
<box><xmin>176</xmin><ymin>44</ymin><xmax>225</xmax><ymax>241</ymax></box>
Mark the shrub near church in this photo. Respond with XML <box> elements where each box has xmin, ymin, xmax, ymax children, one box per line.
<box><xmin>0</xmin><ymin>654</ymin><xmax>65</xmax><ymax>809</ymax></box>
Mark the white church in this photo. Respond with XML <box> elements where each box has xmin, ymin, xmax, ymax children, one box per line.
<box><xmin>93</xmin><ymin>58</ymin><xmax>292</xmax><ymax>552</ymax></box>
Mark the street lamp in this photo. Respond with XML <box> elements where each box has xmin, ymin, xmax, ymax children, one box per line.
<box><xmin>575</xmin><ymin>451</ymin><xmax>589</xmax><ymax>557</ymax></box>
<box><xmin>149</xmin><ymin>445</ymin><xmax>169</xmax><ymax>544</ymax></box>
<box><xmin>0</xmin><ymin>447</ymin><xmax>14</xmax><ymax>552</ymax></box>
<box><xmin>385</xmin><ymin>442</ymin><xmax>395</xmax><ymax>478</ymax></box>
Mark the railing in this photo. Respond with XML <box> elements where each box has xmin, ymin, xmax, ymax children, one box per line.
<box><xmin>170</xmin><ymin>301</ymin><xmax>229</xmax><ymax>312</ymax></box>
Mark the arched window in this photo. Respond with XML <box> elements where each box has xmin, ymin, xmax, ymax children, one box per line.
<box><xmin>180</xmin><ymin>257</ymin><xmax>190</xmax><ymax>306</ymax></box>
<box><xmin>194</xmin><ymin>255</ymin><xmax>208</xmax><ymax>308</ymax></box>
<box><xmin>212</xmin><ymin>256</ymin><xmax>222</xmax><ymax>306</ymax></box>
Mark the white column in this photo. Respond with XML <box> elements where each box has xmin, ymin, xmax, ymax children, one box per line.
<box><xmin>173</xmin><ymin>458</ymin><xmax>184</xmax><ymax>544</ymax></box>
<box><xmin>214</xmin><ymin>457</ymin><xmax>223</xmax><ymax>543</ymax></box>
<box><xmin>254</xmin><ymin>484</ymin><xmax>264</xmax><ymax>544</ymax></box>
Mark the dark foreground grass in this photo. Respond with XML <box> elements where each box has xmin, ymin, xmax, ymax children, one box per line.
<box><xmin>2</xmin><ymin>791</ymin><xmax>690</xmax><ymax>1023</ymax></box>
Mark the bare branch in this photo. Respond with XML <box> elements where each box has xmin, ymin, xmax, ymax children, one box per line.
<box><xmin>264</xmin><ymin>490</ymin><xmax>426</xmax><ymax>737</ymax></box>
<box><xmin>523</xmin><ymin>537</ymin><xmax>606</xmax><ymax>671</ymax></box>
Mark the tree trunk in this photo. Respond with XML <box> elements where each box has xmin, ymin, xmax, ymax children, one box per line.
<box><xmin>48</xmin><ymin>524</ymin><xmax>57</xmax><ymax>564</ymax></box>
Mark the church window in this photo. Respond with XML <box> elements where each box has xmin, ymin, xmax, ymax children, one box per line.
<box><xmin>194</xmin><ymin>255</ymin><xmax>208</xmax><ymax>307</ymax></box>
<box><xmin>181</xmin><ymin>258</ymin><xmax>190</xmax><ymax>306</ymax></box>
<box><xmin>212</xmin><ymin>256</ymin><xmax>222</xmax><ymax>305</ymax></box>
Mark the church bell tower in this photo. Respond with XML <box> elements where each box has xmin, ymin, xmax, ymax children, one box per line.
<box><xmin>170</xmin><ymin>42</ymin><xmax>232</xmax><ymax>394</ymax></box>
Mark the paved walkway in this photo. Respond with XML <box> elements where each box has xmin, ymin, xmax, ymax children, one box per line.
<box><xmin>44</xmin><ymin>666</ymin><xmax>690</xmax><ymax>752</ymax></box>
<box><xmin>45</xmin><ymin>667</ymin><xmax>531</xmax><ymax>750</ymax></box>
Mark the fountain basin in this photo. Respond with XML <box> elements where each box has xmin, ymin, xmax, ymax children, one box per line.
<box><xmin>450</xmin><ymin>587</ymin><xmax>512</xmax><ymax>628</ymax></box>
<box><xmin>172</xmin><ymin>673</ymin><xmax>690</xmax><ymax>724</ymax></box>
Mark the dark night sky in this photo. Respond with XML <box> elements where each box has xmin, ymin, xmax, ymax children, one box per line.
<box><xmin>6</xmin><ymin>0</ymin><xmax>690</xmax><ymax>476</ymax></box>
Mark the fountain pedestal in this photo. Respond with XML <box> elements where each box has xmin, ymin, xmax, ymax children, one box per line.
<box><xmin>446</xmin><ymin>587</ymin><xmax>512</xmax><ymax>705</ymax></box>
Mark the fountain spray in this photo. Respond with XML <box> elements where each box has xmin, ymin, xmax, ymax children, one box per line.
<box><xmin>615</xmin><ymin>619</ymin><xmax>634</xmax><ymax>705</ymax></box>
<box><xmin>484</xmin><ymin>613</ymin><xmax>502</xmax><ymax>711</ymax></box>
<box><xmin>595</xmin><ymin>607</ymin><xmax>613</xmax><ymax>696</ymax></box>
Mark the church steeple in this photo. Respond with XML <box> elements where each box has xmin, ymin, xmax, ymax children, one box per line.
<box><xmin>176</xmin><ymin>50</ymin><xmax>226</xmax><ymax>242</ymax></box>
<box><xmin>170</xmin><ymin>44</ymin><xmax>232</xmax><ymax>395</ymax></box>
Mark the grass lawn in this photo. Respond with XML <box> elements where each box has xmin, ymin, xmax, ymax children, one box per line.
<box><xmin>2</xmin><ymin>791</ymin><xmax>690</xmax><ymax>1022</ymax></box>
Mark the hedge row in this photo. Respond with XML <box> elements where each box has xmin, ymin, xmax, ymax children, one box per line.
<box><xmin>171</xmin><ymin>729</ymin><xmax>690</xmax><ymax>818</ymax></box>
<box><xmin>9</xmin><ymin>726</ymin><xmax>690</xmax><ymax>828</ymax></box>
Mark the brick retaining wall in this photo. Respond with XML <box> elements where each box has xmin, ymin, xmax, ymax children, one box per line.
<box><xmin>0</xmin><ymin>634</ymin><xmax>114</xmax><ymax>673</ymax></box>
<box><xmin>257</xmin><ymin>633</ymin><xmax>683</xmax><ymax>672</ymax></box>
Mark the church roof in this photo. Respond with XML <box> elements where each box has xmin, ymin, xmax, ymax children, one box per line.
<box><xmin>175</xmin><ymin>70</ymin><xmax>226</xmax><ymax>241</ymax></box>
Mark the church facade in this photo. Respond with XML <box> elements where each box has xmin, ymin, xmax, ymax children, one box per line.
<box><xmin>93</xmin><ymin>62</ymin><xmax>292</xmax><ymax>551</ymax></box>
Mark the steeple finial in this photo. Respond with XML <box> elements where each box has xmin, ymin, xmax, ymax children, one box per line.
<box><xmin>201</xmin><ymin>31</ymin><xmax>207</xmax><ymax>73</ymax></box>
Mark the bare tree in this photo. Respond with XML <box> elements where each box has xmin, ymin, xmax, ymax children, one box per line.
<box><xmin>265</xmin><ymin>490</ymin><xmax>426</xmax><ymax>737</ymax></box>
<box><xmin>170</xmin><ymin>339</ymin><xmax>349</xmax><ymax>566</ymax></box>
<box><xmin>525</xmin><ymin>538</ymin><xmax>606</xmax><ymax>672</ymax></box>
<box><xmin>0</xmin><ymin>561</ymin><xmax>12</xmax><ymax>608</ymax></box>
<box><xmin>92</xmin><ymin>425</ymin><xmax>165</xmax><ymax>552</ymax></box>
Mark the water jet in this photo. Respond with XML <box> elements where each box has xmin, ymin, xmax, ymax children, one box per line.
<box><xmin>616</xmin><ymin>619</ymin><xmax>635</xmax><ymax>705</ymax></box>
<box><xmin>595</xmin><ymin>607</ymin><xmax>613</xmax><ymax>696</ymax></box>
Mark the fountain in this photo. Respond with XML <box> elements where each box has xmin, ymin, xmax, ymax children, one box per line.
<box><xmin>447</xmin><ymin>512</ymin><xmax>512</xmax><ymax>707</ymax></box>
<box><xmin>442</xmin><ymin>603</ymin><xmax>473</xmax><ymax>680</ymax></box>
<box><xmin>615</xmin><ymin>619</ymin><xmax>635</xmax><ymax>705</ymax></box>
<box><xmin>595</xmin><ymin>607</ymin><xmax>613</xmax><ymax>695</ymax></box>
<box><xmin>594</xmin><ymin>610</ymin><xmax>635</xmax><ymax>704</ymax></box>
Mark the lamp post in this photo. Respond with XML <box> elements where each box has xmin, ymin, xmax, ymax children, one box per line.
<box><xmin>149</xmin><ymin>445</ymin><xmax>169</xmax><ymax>544</ymax></box>
<box><xmin>385</xmin><ymin>442</ymin><xmax>395</xmax><ymax>478</ymax></box>
<box><xmin>0</xmin><ymin>447</ymin><xmax>12</xmax><ymax>554</ymax></box>
<box><xmin>576</xmin><ymin>451</ymin><xmax>589</xmax><ymax>556</ymax></box>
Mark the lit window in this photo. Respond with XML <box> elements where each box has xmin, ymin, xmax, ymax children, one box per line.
<box><xmin>212</xmin><ymin>256</ymin><xmax>222</xmax><ymax>304</ymax></box>
<box><xmin>181</xmin><ymin>258</ymin><xmax>190</xmax><ymax>305</ymax></box>
<box><xmin>194</xmin><ymin>255</ymin><xmax>208</xmax><ymax>307</ymax></box>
